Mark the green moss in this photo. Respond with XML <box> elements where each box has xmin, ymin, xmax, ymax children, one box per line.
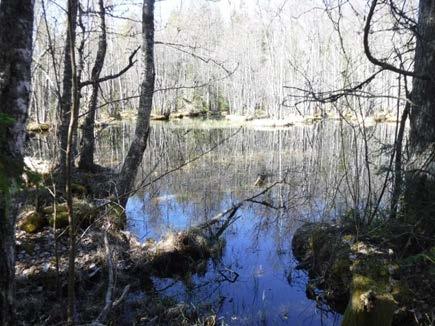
<box><xmin>352</xmin><ymin>255</ymin><xmax>390</xmax><ymax>283</ymax></box>
<box><xmin>402</xmin><ymin>248</ymin><xmax>435</xmax><ymax>265</ymax></box>
<box><xmin>18</xmin><ymin>211</ymin><xmax>47</xmax><ymax>233</ymax></box>
<box><xmin>23</xmin><ymin>167</ymin><xmax>44</xmax><ymax>188</ymax></box>
<box><xmin>295</xmin><ymin>220</ymin><xmax>434</xmax><ymax>324</ymax></box>
<box><xmin>45</xmin><ymin>200</ymin><xmax>96</xmax><ymax>228</ymax></box>
<box><xmin>71</xmin><ymin>183</ymin><xmax>87</xmax><ymax>196</ymax></box>
<box><xmin>106</xmin><ymin>203</ymin><xmax>126</xmax><ymax>228</ymax></box>
<box><xmin>331</xmin><ymin>257</ymin><xmax>352</xmax><ymax>283</ymax></box>
<box><xmin>48</xmin><ymin>211</ymin><xmax>70</xmax><ymax>228</ymax></box>
<box><xmin>342</xmin><ymin>274</ymin><xmax>396</xmax><ymax>326</ymax></box>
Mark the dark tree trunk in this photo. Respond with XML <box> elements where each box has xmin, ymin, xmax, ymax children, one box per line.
<box><xmin>57</xmin><ymin>0</ymin><xmax>78</xmax><ymax>190</ymax></box>
<box><xmin>64</xmin><ymin>0</ymin><xmax>81</xmax><ymax>322</ymax></box>
<box><xmin>404</xmin><ymin>0</ymin><xmax>435</xmax><ymax>245</ymax></box>
<box><xmin>117</xmin><ymin>0</ymin><xmax>155</xmax><ymax>207</ymax></box>
<box><xmin>0</xmin><ymin>0</ymin><xmax>35</xmax><ymax>324</ymax></box>
<box><xmin>78</xmin><ymin>0</ymin><xmax>107</xmax><ymax>171</ymax></box>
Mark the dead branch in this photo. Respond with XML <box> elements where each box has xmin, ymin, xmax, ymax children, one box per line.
<box><xmin>79</xmin><ymin>46</ymin><xmax>140</xmax><ymax>89</ymax></box>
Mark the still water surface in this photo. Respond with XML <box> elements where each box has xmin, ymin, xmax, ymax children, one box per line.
<box><xmin>28</xmin><ymin>118</ymin><xmax>396</xmax><ymax>325</ymax></box>
<box><xmin>123</xmin><ymin>119</ymin><xmax>395</xmax><ymax>325</ymax></box>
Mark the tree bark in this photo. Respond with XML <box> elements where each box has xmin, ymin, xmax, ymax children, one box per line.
<box><xmin>404</xmin><ymin>0</ymin><xmax>435</xmax><ymax>244</ymax></box>
<box><xmin>117</xmin><ymin>0</ymin><xmax>155</xmax><ymax>207</ymax></box>
<box><xmin>57</xmin><ymin>0</ymin><xmax>78</xmax><ymax>190</ymax></box>
<box><xmin>78</xmin><ymin>0</ymin><xmax>107</xmax><ymax>171</ymax></box>
<box><xmin>0</xmin><ymin>0</ymin><xmax>35</xmax><ymax>324</ymax></box>
<box><xmin>64</xmin><ymin>0</ymin><xmax>81</xmax><ymax>322</ymax></box>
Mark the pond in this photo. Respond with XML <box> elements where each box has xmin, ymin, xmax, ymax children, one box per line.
<box><xmin>27</xmin><ymin>118</ymin><xmax>397</xmax><ymax>325</ymax></box>
<box><xmin>124</xmin><ymin>119</ymin><xmax>397</xmax><ymax>325</ymax></box>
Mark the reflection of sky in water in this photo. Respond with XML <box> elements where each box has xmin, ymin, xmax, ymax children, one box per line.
<box><xmin>123</xmin><ymin>121</ymin><xmax>397</xmax><ymax>325</ymax></box>
<box><xmin>27</xmin><ymin>118</ymin><xmax>396</xmax><ymax>324</ymax></box>
<box><xmin>127</xmin><ymin>193</ymin><xmax>341</xmax><ymax>325</ymax></box>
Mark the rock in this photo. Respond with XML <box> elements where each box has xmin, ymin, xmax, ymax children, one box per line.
<box><xmin>22</xmin><ymin>266</ymin><xmax>38</xmax><ymax>277</ymax></box>
<box><xmin>27</xmin><ymin>122</ymin><xmax>51</xmax><ymax>132</ymax></box>
<box><xmin>293</xmin><ymin>222</ymin><xmax>407</xmax><ymax>325</ymax></box>
<box><xmin>292</xmin><ymin>223</ymin><xmax>353</xmax><ymax>312</ymax></box>
<box><xmin>44</xmin><ymin>199</ymin><xmax>97</xmax><ymax>228</ymax></box>
<box><xmin>18</xmin><ymin>211</ymin><xmax>48</xmax><ymax>233</ymax></box>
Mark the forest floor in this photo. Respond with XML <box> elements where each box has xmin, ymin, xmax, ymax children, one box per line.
<box><xmin>15</xmin><ymin>171</ymin><xmax>221</xmax><ymax>325</ymax></box>
<box><xmin>292</xmin><ymin>222</ymin><xmax>435</xmax><ymax>326</ymax></box>
<box><xmin>15</xmin><ymin>212</ymin><xmax>218</xmax><ymax>325</ymax></box>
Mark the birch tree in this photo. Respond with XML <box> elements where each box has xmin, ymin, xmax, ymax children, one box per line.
<box><xmin>117</xmin><ymin>0</ymin><xmax>155</xmax><ymax>206</ymax></box>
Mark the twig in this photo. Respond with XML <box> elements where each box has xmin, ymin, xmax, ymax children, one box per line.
<box><xmin>93</xmin><ymin>232</ymin><xmax>114</xmax><ymax>324</ymax></box>
<box><xmin>79</xmin><ymin>46</ymin><xmax>140</xmax><ymax>89</ymax></box>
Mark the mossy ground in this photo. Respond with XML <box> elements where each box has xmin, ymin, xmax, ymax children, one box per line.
<box><xmin>292</xmin><ymin>222</ymin><xmax>435</xmax><ymax>325</ymax></box>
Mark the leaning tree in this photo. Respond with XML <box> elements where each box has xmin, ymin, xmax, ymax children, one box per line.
<box><xmin>117</xmin><ymin>0</ymin><xmax>156</xmax><ymax>206</ymax></box>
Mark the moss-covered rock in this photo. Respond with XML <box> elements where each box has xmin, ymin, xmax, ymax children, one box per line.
<box><xmin>18</xmin><ymin>211</ymin><xmax>48</xmax><ymax>233</ymax></box>
<box><xmin>292</xmin><ymin>223</ymin><xmax>352</xmax><ymax>311</ymax></box>
<box><xmin>44</xmin><ymin>199</ymin><xmax>96</xmax><ymax>228</ymax></box>
<box><xmin>18</xmin><ymin>211</ymin><xmax>47</xmax><ymax>233</ymax></box>
<box><xmin>342</xmin><ymin>274</ymin><xmax>396</xmax><ymax>326</ymax></box>
<box><xmin>292</xmin><ymin>222</ymin><xmax>416</xmax><ymax>326</ymax></box>
<box><xmin>27</xmin><ymin>122</ymin><xmax>51</xmax><ymax>132</ymax></box>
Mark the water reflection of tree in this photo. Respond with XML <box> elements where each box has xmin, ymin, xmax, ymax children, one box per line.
<box><xmin>27</xmin><ymin>120</ymin><xmax>396</xmax><ymax>230</ymax></box>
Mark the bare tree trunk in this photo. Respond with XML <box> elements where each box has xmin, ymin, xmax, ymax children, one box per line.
<box><xmin>404</xmin><ymin>0</ymin><xmax>435</xmax><ymax>243</ymax></box>
<box><xmin>78</xmin><ymin>0</ymin><xmax>107</xmax><ymax>171</ymax></box>
<box><xmin>390</xmin><ymin>101</ymin><xmax>409</xmax><ymax>219</ymax></box>
<box><xmin>117</xmin><ymin>0</ymin><xmax>155</xmax><ymax>207</ymax></box>
<box><xmin>65</xmin><ymin>0</ymin><xmax>80</xmax><ymax>323</ymax></box>
<box><xmin>58</xmin><ymin>0</ymin><xmax>78</xmax><ymax>190</ymax></box>
<box><xmin>0</xmin><ymin>0</ymin><xmax>35</xmax><ymax>324</ymax></box>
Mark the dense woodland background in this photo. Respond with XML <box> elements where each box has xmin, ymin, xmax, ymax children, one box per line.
<box><xmin>30</xmin><ymin>0</ymin><xmax>413</xmax><ymax>121</ymax></box>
